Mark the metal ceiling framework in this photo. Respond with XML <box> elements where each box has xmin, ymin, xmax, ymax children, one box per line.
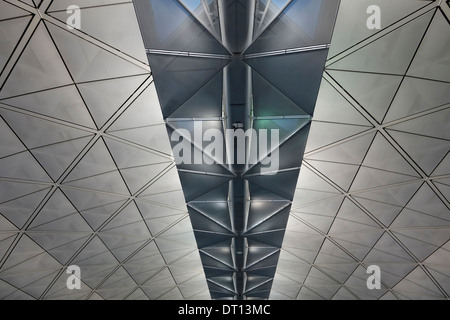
<box><xmin>0</xmin><ymin>0</ymin><xmax>448</xmax><ymax>301</ymax></box>
<box><xmin>133</xmin><ymin>0</ymin><xmax>340</xmax><ymax>299</ymax></box>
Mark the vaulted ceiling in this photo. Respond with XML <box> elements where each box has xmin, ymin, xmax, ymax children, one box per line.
<box><xmin>0</xmin><ymin>0</ymin><xmax>449</xmax><ymax>300</ymax></box>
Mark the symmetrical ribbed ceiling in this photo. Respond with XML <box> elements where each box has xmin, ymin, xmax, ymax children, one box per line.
<box><xmin>0</xmin><ymin>0</ymin><xmax>449</xmax><ymax>300</ymax></box>
<box><xmin>133</xmin><ymin>0</ymin><xmax>340</xmax><ymax>300</ymax></box>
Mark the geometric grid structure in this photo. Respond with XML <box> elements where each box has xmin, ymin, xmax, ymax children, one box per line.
<box><xmin>133</xmin><ymin>0</ymin><xmax>340</xmax><ymax>300</ymax></box>
<box><xmin>0</xmin><ymin>0</ymin><xmax>448</xmax><ymax>301</ymax></box>
<box><xmin>0</xmin><ymin>0</ymin><xmax>208</xmax><ymax>300</ymax></box>
<box><xmin>271</xmin><ymin>0</ymin><xmax>450</xmax><ymax>300</ymax></box>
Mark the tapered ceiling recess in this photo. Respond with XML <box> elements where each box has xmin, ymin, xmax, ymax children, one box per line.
<box><xmin>133</xmin><ymin>0</ymin><xmax>340</xmax><ymax>300</ymax></box>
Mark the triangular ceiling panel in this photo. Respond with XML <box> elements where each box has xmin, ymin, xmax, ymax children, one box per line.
<box><xmin>140</xmin><ymin>190</ymin><xmax>188</xmax><ymax>211</ymax></box>
<box><xmin>423</xmin><ymin>266</ymin><xmax>450</xmax><ymax>297</ymax></box>
<box><xmin>317</xmin><ymin>264</ymin><xmax>359</xmax><ymax>284</ymax></box>
<box><xmin>404</xmin><ymin>183</ymin><xmax>450</xmax><ymax>221</ymax></box>
<box><xmin>0</xmin><ymin>16</ymin><xmax>32</xmax><ymax>74</ymax></box>
<box><xmin>393</xmin><ymin>228</ymin><xmax>450</xmax><ymax>261</ymax></box>
<box><xmin>65</xmin><ymin>172</ymin><xmax>129</xmax><ymax>198</ymax></box>
<box><xmin>135</xmin><ymin>199</ymin><xmax>186</xmax><ymax>220</ymax></box>
<box><xmin>350</xmin><ymin>166</ymin><xmax>419</xmax><ymax>192</ymax></box>
<box><xmin>178</xmin><ymin>171</ymin><xmax>232</xmax><ymax>202</ymax></box>
<box><xmin>108</xmin><ymin>123</ymin><xmax>173</xmax><ymax>156</ymax></box>
<box><xmin>304</xmin><ymin>121</ymin><xmax>372</xmax><ymax>153</ymax></box>
<box><xmin>246</xmin><ymin>0</ymin><xmax>339</xmax><ymax>54</ymax></box>
<box><xmin>248</xmin><ymin>206</ymin><xmax>291</xmax><ymax>234</ymax></box>
<box><xmin>245</xmin><ymin>50</ymin><xmax>329</xmax><ymax>115</ymax></box>
<box><xmin>328</xmin><ymin>70</ymin><xmax>403</xmax><ymax>123</ymax></box>
<box><xmin>134</xmin><ymin>0</ymin><xmax>229</xmax><ymax>54</ymax></box>
<box><xmin>194</xmin><ymin>230</ymin><xmax>234</xmax><ymax>249</ymax></box>
<box><xmin>77</xmin><ymin>75</ymin><xmax>148</xmax><ymax>129</ymax></box>
<box><xmin>46</xmin><ymin>22</ymin><xmax>147</xmax><ymax>82</ymax></box>
<box><xmin>62</xmin><ymin>139</ymin><xmax>118</xmax><ymax>183</ymax></box>
<box><xmin>291</xmin><ymin>188</ymin><xmax>340</xmax><ymax>209</ymax></box>
<box><xmin>0</xmin><ymin>108</ymin><xmax>90</xmax><ymax>150</ymax></box>
<box><xmin>104</xmin><ymin>138</ymin><xmax>172</xmax><ymax>194</ymax></box>
<box><xmin>0</xmin><ymin>212</ymin><xmax>18</xmax><ymax>232</ymax></box>
<box><xmin>0</xmin><ymin>1</ymin><xmax>30</xmax><ymax>20</ymax></box>
<box><xmin>61</xmin><ymin>188</ymin><xmax>127</xmax><ymax>230</ymax></box>
<box><xmin>353</xmin><ymin>181</ymin><xmax>422</xmax><ymax>210</ymax></box>
<box><xmin>313</xmin><ymin>79</ymin><xmax>372</xmax><ymax>126</ymax></box>
<box><xmin>249</xmin><ymin>181</ymin><xmax>293</xmax><ymax>202</ymax></box>
<box><xmin>27</xmin><ymin>232</ymin><xmax>90</xmax><ymax>264</ymax></box>
<box><xmin>246</xmin><ymin>122</ymin><xmax>311</xmax><ymax>174</ymax></box>
<box><xmin>314</xmin><ymin>240</ymin><xmax>355</xmax><ymax>268</ymax></box>
<box><xmin>1</xmin><ymin>85</ymin><xmax>96</xmax><ymax>129</ymax></box>
<box><xmin>246</xmin><ymin>169</ymin><xmax>300</xmax><ymax>201</ymax></box>
<box><xmin>1</xmin><ymin>234</ymin><xmax>60</xmax><ymax>272</ymax></box>
<box><xmin>0</xmin><ymin>180</ymin><xmax>49</xmax><ymax>206</ymax></box>
<box><xmin>107</xmin><ymin>82</ymin><xmax>164</xmax><ymax>131</ymax></box>
<box><xmin>31</xmin><ymin>136</ymin><xmax>93</xmax><ymax>181</ymax></box>
<box><xmin>332</xmin><ymin>230</ymin><xmax>384</xmax><ymax>261</ymax></box>
<box><xmin>291</xmin><ymin>212</ymin><xmax>334</xmax><ymax>233</ymax></box>
<box><xmin>328</xmin><ymin>0</ymin><xmax>433</xmax><ymax>57</ymax></box>
<box><xmin>104</xmin><ymin>137</ymin><xmax>171</xmax><ymax>169</ymax></box>
<box><xmin>329</xmin><ymin>199</ymin><xmax>381</xmax><ymax>233</ymax></box>
<box><xmin>392</xmin><ymin>266</ymin><xmax>446</xmax><ymax>299</ymax></box>
<box><xmin>386</xmin><ymin>107</ymin><xmax>450</xmax><ymax>141</ymax></box>
<box><xmin>433</xmin><ymin>153</ymin><xmax>450</xmax><ymax>176</ymax></box>
<box><xmin>0</xmin><ymin>116</ymin><xmax>26</xmax><ymax>157</ymax></box>
<box><xmin>0</xmin><ymin>233</ymin><xmax>17</xmax><ymax>262</ymax></box>
<box><xmin>0</xmin><ymin>151</ymin><xmax>52</xmax><ymax>183</ymax></box>
<box><xmin>145</xmin><ymin>214</ymin><xmax>185</xmax><ymax>236</ymax></box>
<box><xmin>292</xmin><ymin>196</ymin><xmax>343</xmax><ymax>218</ymax></box>
<box><xmin>148</xmin><ymin>54</ymin><xmax>229</xmax><ymax>118</ymax></box>
<box><xmin>295</xmin><ymin>165</ymin><xmax>342</xmax><ymax>194</ymax></box>
<box><xmin>28</xmin><ymin>189</ymin><xmax>79</xmax><ymax>228</ymax></box>
<box><xmin>391</xmin><ymin>207</ymin><xmax>450</xmax><ymax>229</ymax></box>
<box><xmin>365</xmin><ymin>233</ymin><xmax>416</xmax><ymax>264</ymax></box>
<box><xmin>252</xmin><ymin>70</ymin><xmax>308</xmax><ymax>117</ymax></box>
<box><xmin>407</xmin><ymin>10</ymin><xmax>450</xmax><ymax>82</ymax></box>
<box><xmin>251</xmin><ymin>0</ymin><xmax>293</xmax><ymax>41</ymax></box>
<box><xmin>328</xmin><ymin>10</ymin><xmax>434</xmax><ymax>75</ymax></box>
<box><xmin>48</xmin><ymin>3</ymin><xmax>147</xmax><ymax>63</ymax></box>
<box><xmin>433</xmin><ymin>179</ymin><xmax>450</xmax><ymax>203</ymax></box>
<box><xmin>0</xmin><ymin>23</ymin><xmax>73</xmax><ymax>99</ymax></box>
<box><xmin>387</xmin><ymin>129</ymin><xmax>450</xmax><ymax>175</ymax></box>
<box><xmin>189</xmin><ymin>202</ymin><xmax>232</xmax><ymax>231</ymax></box>
<box><xmin>99</xmin><ymin>235</ymin><xmax>148</xmax><ymax>263</ymax></box>
<box><xmin>305</xmin><ymin>132</ymin><xmax>376</xmax><ymax>165</ymax></box>
<box><xmin>71</xmin><ymin>236</ymin><xmax>118</xmax><ymax>267</ymax></box>
<box><xmin>385</xmin><ymin>77</ymin><xmax>450</xmax><ymax>123</ymax></box>
<box><xmin>252</xmin><ymin>117</ymin><xmax>310</xmax><ymax>150</ymax></box>
<box><xmin>3</xmin><ymin>269</ymin><xmax>60</xmax><ymax>299</ymax></box>
<box><xmin>120</xmin><ymin>162</ymin><xmax>170</xmax><ymax>195</ymax></box>
<box><xmin>354</xmin><ymin>197</ymin><xmax>404</xmax><ymax>228</ymax></box>
<box><xmin>168</xmin><ymin>71</ymin><xmax>224</xmax><ymax>119</ymax></box>
<box><xmin>362</xmin><ymin>133</ymin><xmax>421</xmax><ymax>177</ymax></box>
<box><xmin>178</xmin><ymin>0</ymin><xmax>222</xmax><ymax>41</ymax></box>
<box><xmin>247</xmin><ymin>201</ymin><xmax>291</xmax><ymax>231</ymax></box>
<box><xmin>306</xmin><ymin>160</ymin><xmax>359</xmax><ymax>191</ymax></box>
